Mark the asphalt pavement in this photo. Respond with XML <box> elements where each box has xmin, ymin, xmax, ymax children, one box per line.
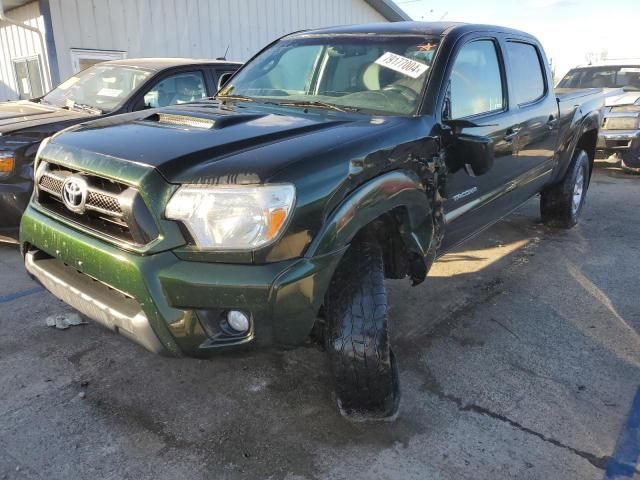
<box><xmin>1</xmin><ymin>164</ymin><xmax>639</xmax><ymax>480</ymax></box>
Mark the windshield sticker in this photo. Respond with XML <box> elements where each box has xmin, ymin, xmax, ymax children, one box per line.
<box><xmin>375</xmin><ymin>52</ymin><xmax>429</xmax><ymax>79</ymax></box>
<box><xmin>621</xmin><ymin>68</ymin><xmax>640</xmax><ymax>73</ymax></box>
<box><xmin>58</xmin><ymin>76</ymin><xmax>80</xmax><ymax>90</ymax></box>
<box><xmin>65</xmin><ymin>99</ymin><xmax>75</xmax><ymax>109</ymax></box>
<box><xmin>97</xmin><ymin>87</ymin><xmax>123</xmax><ymax>97</ymax></box>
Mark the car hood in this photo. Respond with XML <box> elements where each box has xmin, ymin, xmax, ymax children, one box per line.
<box><xmin>0</xmin><ymin>100</ymin><xmax>90</xmax><ymax>135</ymax></box>
<box><xmin>605</xmin><ymin>91</ymin><xmax>640</xmax><ymax>107</ymax></box>
<box><xmin>52</xmin><ymin>100</ymin><xmax>402</xmax><ymax>184</ymax></box>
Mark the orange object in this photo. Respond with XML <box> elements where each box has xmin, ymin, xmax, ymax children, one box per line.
<box><xmin>0</xmin><ymin>155</ymin><xmax>15</xmax><ymax>174</ymax></box>
<box><xmin>266</xmin><ymin>208</ymin><xmax>287</xmax><ymax>240</ymax></box>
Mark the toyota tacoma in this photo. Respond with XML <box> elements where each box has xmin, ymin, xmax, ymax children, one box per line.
<box><xmin>21</xmin><ymin>22</ymin><xmax>606</xmax><ymax>419</ymax></box>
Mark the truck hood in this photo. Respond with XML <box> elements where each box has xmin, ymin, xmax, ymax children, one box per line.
<box><xmin>52</xmin><ymin>100</ymin><xmax>398</xmax><ymax>184</ymax></box>
<box><xmin>0</xmin><ymin>100</ymin><xmax>90</xmax><ymax>135</ymax></box>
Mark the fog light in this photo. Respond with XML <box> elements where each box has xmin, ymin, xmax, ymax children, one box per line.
<box><xmin>227</xmin><ymin>310</ymin><xmax>250</xmax><ymax>333</ymax></box>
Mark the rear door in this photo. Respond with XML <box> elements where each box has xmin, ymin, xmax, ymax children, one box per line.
<box><xmin>501</xmin><ymin>38</ymin><xmax>558</xmax><ymax>199</ymax></box>
<box><xmin>440</xmin><ymin>36</ymin><xmax>521</xmax><ymax>250</ymax></box>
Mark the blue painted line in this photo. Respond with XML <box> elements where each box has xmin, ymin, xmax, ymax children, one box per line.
<box><xmin>0</xmin><ymin>286</ymin><xmax>45</xmax><ymax>304</ymax></box>
<box><xmin>604</xmin><ymin>387</ymin><xmax>640</xmax><ymax>479</ymax></box>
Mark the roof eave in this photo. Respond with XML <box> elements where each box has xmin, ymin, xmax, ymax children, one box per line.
<box><xmin>364</xmin><ymin>0</ymin><xmax>411</xmax><ymax>22</ymax></box>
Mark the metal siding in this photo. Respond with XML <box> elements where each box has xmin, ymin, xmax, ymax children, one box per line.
<box><xmin>0</xmin><ymin>1</ymin><xmax>50</xmax><ymax>101</ymax></box>
<box><xmin>47</xmin><ymin>0</ymin><xmax>386</xmax><ymax>82</ymax></box>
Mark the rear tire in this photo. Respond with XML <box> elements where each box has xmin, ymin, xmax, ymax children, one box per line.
<box><xmin>325</xmin><ymin>235</ymin><xmax>400</xmax><ymax>420</ymax></box>
<box><xmin>540</xmin><ymin>149</ymin><xmax>590</xmax><ymax>229</ymax></box>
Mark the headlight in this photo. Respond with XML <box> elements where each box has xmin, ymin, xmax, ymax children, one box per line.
<box><xmin>0</xmin><ymin>152</ymin><xmax>15</xmax><ymax>179</ymax></box>
<box><xmin>165</xmin><ymin>184</ymin><xmax>296</xmax><ymax>250</ymax></box>
<box><xmin>604</xmin><ymin>116</ymin><xmax>639</xmax><ymax>130</ymax></box>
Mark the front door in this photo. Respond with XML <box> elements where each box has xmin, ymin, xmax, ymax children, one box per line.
<box><xmin>440</xmin><ymin>37</ymin><xmax>520</xmax><ymax>251</ymax></box>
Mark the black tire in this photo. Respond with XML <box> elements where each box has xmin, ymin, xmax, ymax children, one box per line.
<box><xmin>620</xmin><ymin>147</ymin><xmax>640</xmax><ymax>173</ymax></box>
<box><xmin>540</xmin><ymin>149</ymin><xmax>590</xmax><ymax>229</ymax></box>
<box><xmin>325</xmin><ymin>235</ymin><xmax>400</xmax><ymax>420</ymax></box>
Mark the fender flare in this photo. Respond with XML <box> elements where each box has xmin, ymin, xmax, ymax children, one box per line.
<box><xmin>305</xmin><ymin>170</ymin><xmax>435</xmax><ymax>260</ymax></box>
<box><xmin>554</xmin><ymin>109</ymin><xmax>600</xmax><ymax>182</ymax></box>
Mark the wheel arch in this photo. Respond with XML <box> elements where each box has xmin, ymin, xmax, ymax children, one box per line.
<box><xmin>554</xmin><ymin>111</ymin><xmax>600</xmax><ymax>183</ymax></box>
<box><xmin>305</xmin><ymin>170</ymin><xmax>436</xmax><ymax>284</ymax></box>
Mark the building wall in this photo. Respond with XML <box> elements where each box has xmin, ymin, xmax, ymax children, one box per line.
<box><xmin>49</xmin><ymin>0</ymin><xmax>387</xmax><ymax>81</ymax></box>
<box><xmin>0</xmin><ymin>1</ymin><xmax>50</xmax><ymax>101</ymax></box>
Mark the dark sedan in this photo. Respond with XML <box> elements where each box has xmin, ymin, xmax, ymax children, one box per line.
<box><xmin>0</xmin><ymin>58</ymin><xmax>241</xmax><ymax>227</ymax></box>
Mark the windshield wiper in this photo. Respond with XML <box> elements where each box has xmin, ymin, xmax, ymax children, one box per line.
<box><xmin>217</xmin><ymin>94</ymin><xmax>256</xmax><ymax>103</ymax></box>
<box><xmin>265</xmin><ymin>99</ymin><xmax>359</xmax><ymax>113</ymax></box>
<box><xmin>71</xmin><ymin>102</ymin><xmax>102</xmax><ymax>115</ymax></box>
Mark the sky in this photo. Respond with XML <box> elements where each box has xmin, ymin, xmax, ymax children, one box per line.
<box><xmin>394</xmin><ymin>0</ymin><xmax>639</xmax><ymax>81</ymax></box>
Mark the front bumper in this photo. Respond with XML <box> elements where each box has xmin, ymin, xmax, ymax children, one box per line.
<box><xmin>596</xmin><ymin>130</ymin><xmax>640</xmax><ymax>168</ymax></box>
<box><xmin>20</xmin><ymin>206</ymin><xmax>344</xmax><ymax>356</ymax></box>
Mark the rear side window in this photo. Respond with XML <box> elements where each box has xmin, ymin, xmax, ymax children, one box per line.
<box><xmin>448</xmin><ymin>40</ymin><xmax>504</xmax><ymax>119</ymax></box>
<box><xmin>506</xmin><ymin>42</ymin><xmax>545</xmax><ymax>105</ymax></box>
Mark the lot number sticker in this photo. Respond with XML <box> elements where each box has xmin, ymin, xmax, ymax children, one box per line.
<box><xmin>375</xmin><ymin>52</ymin><xmax>429</xmax><ymax>79</ymax></box>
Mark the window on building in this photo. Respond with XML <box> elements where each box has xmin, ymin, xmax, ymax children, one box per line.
<box><xmin>70</xmin><ymin>49</ymin><xmax>127</xmax><ymax>73</ymax></box>
<box><xmin>506</xmin><ymin>42</ymin><xmax>546</xmax><ymax>105</ymax></box>
<box><xmin>448</xmin><ymin>40</ymin><xmax>505</xmax><ymax>119</ymax></box>
<box><xmin>143</xmin><ymin>71</ymin><xmax>207</xmax><ymax>108</ymax></box>
<box><xmin>13</xmin><ymin>56</ymin><xmax>44</xmax><ymax>100</ymax></box>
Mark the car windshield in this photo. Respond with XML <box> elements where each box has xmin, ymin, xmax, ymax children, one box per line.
<box><xmin>41</xmin><ymin>65</ymin><xmax>152</xmax><ymax>113</ymax></box>
<box><xmin>558</xmin><ymin>66</ymin><xmax>640</xmax><ymax>90</ymax></box>
<box><xmin>218</xmin><ymin>34</ymin><xmax>439</xmax><ymax>115</ymax></box>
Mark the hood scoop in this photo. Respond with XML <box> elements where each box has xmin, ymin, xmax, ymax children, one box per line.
<box><xmin>148</xmin><ymin>111</ymin><xmax>265</xmax><ymax>130</ymax></box>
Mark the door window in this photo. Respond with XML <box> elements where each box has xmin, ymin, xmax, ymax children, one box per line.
<box><xmin>505</xmin><ymin>42</ymin><xmax>545</xmax><ymax>105</ymax></box>
<box><xmin>448</xmin><ymin>40</ymin><xmax>504</xmax><ymax>119</ymax></box>
<box><xmin>13</xmin><ymin>56</ymin><xmax>44</xmax><ymax>100</ymax></box>
<box><xmin>143</xmin><ymin>71</ymin><xmax>207</xmax><ymax>108</ymax></box>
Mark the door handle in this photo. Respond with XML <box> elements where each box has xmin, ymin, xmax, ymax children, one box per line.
<box><xmin>504</xmin><ymin>126</ymin><xmax>521</xmax><ymax>143</ymax></box>
<box><xmin>547</xmin><ymin>115</ymin><xmax>558</xmax><ymax>129</ymax></box>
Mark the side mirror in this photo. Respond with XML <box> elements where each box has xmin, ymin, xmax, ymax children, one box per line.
<box><xmin>443</xmin><ymin>119</ymin><xmax>495</xmax><ymax>176</ymax></box>
<box><xmin>217</xmin><ymin>73</ymin><xmax>233</xmax><ymax>91</ymax></box>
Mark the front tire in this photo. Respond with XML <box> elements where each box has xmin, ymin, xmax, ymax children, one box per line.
<box><xmin>540</xmin><ymin>149</ymin><xmax>590</xmax><ymax>229</ymax></box>
<box><xmin>325</xmin><ymin>235</ymin><xmax>400</xmax><ymax>420</ymax></box>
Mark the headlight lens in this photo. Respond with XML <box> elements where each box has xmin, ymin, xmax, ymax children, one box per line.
<box><xmin>165</xmin><ymin>184</ymin><xmax>296</xmax><ymax>249</ymax></box>
<box><xmin>604</xmin><ymin>116</ymin><xmax>639</xmax><ymax>130</ymax></box>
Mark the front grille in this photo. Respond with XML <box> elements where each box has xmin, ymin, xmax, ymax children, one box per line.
<box><xmin>39</xmin><ymin>174</ymin><xmax>63</xmax><ymax>193</ymax></box>
<box><xmin>38</xmin><ymin>168</ymin><xmax>124</xmax><ymax>217</ymax></box>
<box><xmin>87</xmin><ymin>191</ymin><xmax>123</xmax><ymax>215</ymax></box>
<box><xmin>35</xmin><ymin>162</ymin><xmax>158</xmax><ymax>246</ymax></box>
<box><xmin>604</xmin><ymin>139</ymin><xmax>632</xmax><ymax>149</ymax></box>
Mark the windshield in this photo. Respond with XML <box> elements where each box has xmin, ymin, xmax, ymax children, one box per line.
<box><xmin>41</xmin><ymin>65</ymin><xmax>152</xmax><ymax>113</ymax></box>
<box><xmin>218</xmin><ymin>34</ymin><xmax>439</xmax><ymax>115</ymax></box>
<box><xmin>558</xmin><ymin>66</ymin><xmax>640</xmax><ymax>90</ymax></box>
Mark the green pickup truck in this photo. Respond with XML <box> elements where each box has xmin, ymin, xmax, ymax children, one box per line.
<box><xmin>21</xmin><ymin>22</ymin><xmax>605</xmax><ymax>420</ymax></box>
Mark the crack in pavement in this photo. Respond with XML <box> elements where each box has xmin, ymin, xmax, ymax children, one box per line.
<box><xmin>427</xmin><ymin>385</ymin><xmax>610</xmax><ymax>471</ymax></box>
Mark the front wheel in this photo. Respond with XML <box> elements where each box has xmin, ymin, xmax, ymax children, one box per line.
<box><xmin>540</xmin><ymin>149</ymin><xmax>590</xmax><ymax>229</ymax></box>
<box><xmin>324</xmin><ymin>235</ymin><xmax>400</xmax><ymax>420</ymax></box>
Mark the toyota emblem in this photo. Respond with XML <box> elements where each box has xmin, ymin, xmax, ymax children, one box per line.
<box><xmin>62</xmin><ymin>175</ymin><xmax>88</xmax><ymax>213</ymax></box>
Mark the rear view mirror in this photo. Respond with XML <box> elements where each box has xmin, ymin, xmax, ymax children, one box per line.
<box><xmin>218</xmin><ymin>73</ymin><xmax>233</xmax><ymax>91</ymax></box>
<box><xmin>443</xmin><ymin>119</ymin><xmax>495</xmax><ymax>176</ymax></box>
